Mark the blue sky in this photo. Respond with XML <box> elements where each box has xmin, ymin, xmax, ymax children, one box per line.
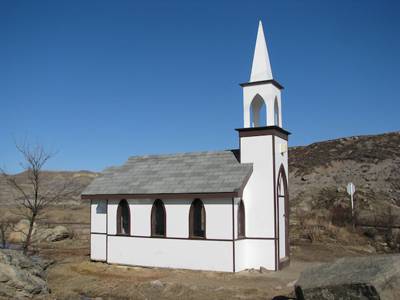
<box><xmin>1</xmin><ymin>0</ymin><xmax>399</xmax><ymax>173</ymax></box>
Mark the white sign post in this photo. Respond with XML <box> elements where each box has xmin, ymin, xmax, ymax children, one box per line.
<box><xmin>347</xmin><ymin>182</ymin><xmax>356</xmax><ymax>228</ymax></box>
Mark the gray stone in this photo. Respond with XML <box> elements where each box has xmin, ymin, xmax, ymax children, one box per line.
<box><xmin>39</xmin><ymin>225</ymin><xmax>71</xmax><ymax>242</ymax></box>
<box><xmin>0</xmin><ymin>249</ymin><xmax>49</xmax><ymax>298</ymax></box>
<box><xmin>286</xmin><ymin>280</ymin><xmax>297</xmax><ymax>288</ymax></box>
<box><xmin>8</xmin><ymin>220</ymin><xmax>71</xmax><ymax>243</ymax></box>
<box><xmin>295</xmin><ymin>254</ymin><xmax>400</xmax><ymax>300</ymax></box>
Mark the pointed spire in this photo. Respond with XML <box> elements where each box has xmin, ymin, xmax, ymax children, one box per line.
<box><xmin>250</xmin><ymin>21</ymin><xmax>273</xmax><ymax>82</ymax></box>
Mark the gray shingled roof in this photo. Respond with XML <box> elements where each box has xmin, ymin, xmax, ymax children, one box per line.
<box><xmin>82</xmin><ymin>150</ymin><xmax>252</xmax><ymax>195</ymax></box>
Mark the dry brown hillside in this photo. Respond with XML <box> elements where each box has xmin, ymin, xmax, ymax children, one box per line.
<box><xmin>289</xmin><ymin>132</ymin><xmax>400</xmax><ymax>221</ymax></box>
<box><xmin>1</xmin><ymin>131</ymin><xmax>399</xmax><ymax>247</ymax></box>
<box><xmin>0</xmin><ymin>170</ymin><xmax>98</xmax><ymax>206</ymax></box>
<box><xmin>289</xmin><ymin>131</ymin><xmax>400</xmax><ymax>251</ymax></box>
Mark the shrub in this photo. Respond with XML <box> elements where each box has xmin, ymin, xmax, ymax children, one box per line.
<box><xmin>331</xmin><ymin>205</ymin><xmax>353</xmax><ymax>227</ymax></box>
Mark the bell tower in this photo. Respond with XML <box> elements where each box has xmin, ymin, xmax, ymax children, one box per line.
<box><xmin>242</xmin><ymin>21</ymin><xmax>283</xmax><ymax>128</ymax></box>
<box><xmin>235</xmin><ymin>21</ymin><xmax>290</xmax><ymax>271</ymax></box>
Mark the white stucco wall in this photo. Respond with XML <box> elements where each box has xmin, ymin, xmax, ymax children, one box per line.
<box><xmin>203</xmin><ymin>198</ymin><xmax>233</xmax><ymax>239</ymax></box>
<box><xmin>240</xmin><ymin>135</ymin><xmax>275</xmax><ymax>239</ymax></box>
<box><xmin>95</xmin><ymin>197</ymin><xmax>235</xmax><ymax>271</ymax></box>
<box><xmin>90</xmin><ymin>200</ymin><xmax>107</xmax><ymax>261</ymax></box>
<box><xmin>235</xmin><ymin>240</ymin><xmax>276</xmax><ymax>271</ymax></box>
<box><xmin>90</xmin><ymin>194</ymin><xmax>280</xmax><ymax>271</ymax></box>
<box><xmin>107</xmin><ymin>199</ymin><xmax>118</xmax><ymax>235</ymax></box>
<box><xmin>91</xmin><ymin>199</ymin><xmax>107</xmax><ymax>233</ymax></box>
<box><xmin>131</xmin><ymin>199</ymin><xmax>152</xmax><ymax>236</ymax></box>
<box><xmin>108</xmin><ymin>236</ymin><xmax>233</xmax><ymax>272</ymax></box>
<box><xmin>91</xmin><ymin>234</ymin><xmax>106</xmax><ymax>261</ymax></box>
<box><xmin>235</xmin><ymin>239</ymin><xmax>275</xmax><ymax>271</ymax></box>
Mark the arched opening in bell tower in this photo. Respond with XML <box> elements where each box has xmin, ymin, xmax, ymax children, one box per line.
<box><xmin>250</xmin><ymin>94</ymin><xmax>267</xmax><ymax>127</ymax></box>
<box><xmin>274</xmin><ymin>97</ymin><xmax>280</xmax><ymax>127</ymax></box>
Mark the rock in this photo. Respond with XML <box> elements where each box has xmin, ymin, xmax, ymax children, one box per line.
<box><xmin>337</xmin><ymin>186</ymin><xmax>345</xmax><ymax>193</ymax></box>
<box><xmin>259</xmin><ymin>266</ymin><xmax>269</xmax><ymax>273</ymax></box>
<box><xmin>0</xmin><ymin>249</ymin><xmax>49</xmax><ymax>298</ymax></box>
<box><xmin>286</xmin><ymin>280</ymin><xmax>297</xmax><ymax>288</ymax></box>
<box><xmin>38</xmin><ymin>225</ymin><xmax>71</xmax><ymax>242</ymax></box>
<box><xmin>150</xmin><ymin>280</ymin><xmax>164</xmax><ymax>288</ymax></box>
<box><xmin>8</xmin><ymin>220</ymin><xmax>71</xmax><ymax>244</ymax></box>
<box><xmin>295</xmin><ymin>254</ymin><xmax>400</xmax><ymax>300</ymax></box>
<box><xmin>8</xmin><ymin>220</ymin><xmax>37</xmax><ymax>244</ymax></box>
<box><xmin>247</xmin><ymin>268</ymin><xmax>259</xmax><ymax>273</ymax></box>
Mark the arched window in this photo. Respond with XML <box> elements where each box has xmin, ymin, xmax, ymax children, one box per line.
<box><xmin>250</xmin><ymin>94</ymin><xmax>267</xmax><ymax>127</ymax></box>
<box><xmin>238</xmin><ymin>200</ymin><xmax>245</xmax><ymax>238</ymax></box>
<box><xmin>117</xmin><ymin>199</ymin><xmax>130</xmax><ymax>235</ymax></box>
<box><xmin>151</xmin><ymin>199</ymin><xmax>166</xmax><ymax>237</ymax></box>
<box><xmin>277</xmin><ymin>165</ymin><xmax>288</xmax><ymax>199</ymax></box>
<box><xmin>189</xmin><ymin>199</ymin><xmax>206</xmax><ymax>238</ymax></box>
<box><xmin>274</xmin><ymin>97</ymin><xmax>280</xmax><ymax>127</ymax></box>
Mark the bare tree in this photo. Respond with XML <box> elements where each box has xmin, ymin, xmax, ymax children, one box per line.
<box><xmin>1</xmin><ymin>142</ymin><xmax>76</xmax><ymax>254</ymax></box>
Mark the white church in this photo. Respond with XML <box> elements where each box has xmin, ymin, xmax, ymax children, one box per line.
<box><xmin>82</xmin><ymin>21</ymin><xmax>290</xmax><ymax>272</ymax></box>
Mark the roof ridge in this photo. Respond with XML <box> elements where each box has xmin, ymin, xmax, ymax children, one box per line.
<box><xmin>127</xmin><ymin>149</ymin><xmax>239</xmax><ymax>161</ymax></box>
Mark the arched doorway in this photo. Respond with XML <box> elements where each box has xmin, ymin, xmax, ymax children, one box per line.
<box><xmin>277</xmin><ymin>165</ymin><xmax>289</xmax><ymax>263</ymax></box>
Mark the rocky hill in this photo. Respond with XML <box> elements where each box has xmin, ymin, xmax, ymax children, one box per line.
<box><xmin>289</xmin><ymin>131</ymin><xmax>400</xmax><ymax>225</ymax></box>
<box><xmin>1</xmin><ymin>131</ymin><xmax>399</xmax><ymax>231</ymax></box>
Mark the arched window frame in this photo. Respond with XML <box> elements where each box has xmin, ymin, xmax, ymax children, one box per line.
<box><xmin>151</xmin><ymin>199</ymin><xmax>166</xmax><ymax>237</ymax></box>
<box><xmin>189</xmin><ymin>199</ymin><xmax>206</xmax><ymax>239</ymax></box>
<box><xmin>238</xmin><ymin>200</ymin><xmax>246</xmax><ymax>238</ymax></box>
<box><xmin>116</xmin><ymin>199</ymin><xmax>131</xmax><ymax>235</ymax></box>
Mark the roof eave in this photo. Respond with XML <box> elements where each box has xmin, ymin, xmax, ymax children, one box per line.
<box><xmin>81</xmin><ymin>191</ymin><xmax>240</xmax><ymax>200</ymax></box>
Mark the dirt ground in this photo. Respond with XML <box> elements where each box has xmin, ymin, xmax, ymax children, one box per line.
<box><xmin>2</xmin><ymin>205</ymin><xmax>380</xmax><ymax>299</ymax></box>
<box><xmin>33</xmin><ymin>238</ymin><xmax>374</xmax><ymax>300</ymax></box>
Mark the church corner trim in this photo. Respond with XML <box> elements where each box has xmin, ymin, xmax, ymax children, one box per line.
<box><xmin>231</xmin><ymin>197</ymin><xmax>236</xmax><ymax>273</ymax></box>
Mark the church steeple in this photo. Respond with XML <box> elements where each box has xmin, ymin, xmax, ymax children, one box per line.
<box><xmin>250</xmin><ymin>21</ymin><xmax>273</xmax><ymax>82</ymax></box>
<box><xmin>240</xmin><ymin>21</ymin><xmax>283</xmax><ymax>128</ymax></box>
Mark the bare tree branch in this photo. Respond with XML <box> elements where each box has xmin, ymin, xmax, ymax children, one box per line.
<box><xmin>1</xmin><ymin>142</ymin><xmax>74</xmax><ymax>255</ymax></box>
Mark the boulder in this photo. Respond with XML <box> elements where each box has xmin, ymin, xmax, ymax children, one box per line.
<box><xmin>295</xmin><ymin>254</ymin><xmax>400</xmax><ymax>300</ymax></box>
<box><xmin>8</xmin><ymin>220</ymin><xmax>37</xmax><ymax>244</ymax></box>
<box><xmin>37</xmin><ymin>225</ymin><xmax>71</xmax><ymax>242</ymax></box>
<box><xmin>8</xmin><ymin>220</ymin><xmax>71</xmax><ymax>244</ymax></box>
<box><xmin>0</xmin><ymin>249</ymin><xmax>50</xmax><ymax>298</ymax></box>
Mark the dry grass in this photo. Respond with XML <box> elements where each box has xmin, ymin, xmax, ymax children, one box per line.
<box><xmin>43</xmin><ymin>241</ymin><xmax>297</xmax><ymax>300</ymax></box>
